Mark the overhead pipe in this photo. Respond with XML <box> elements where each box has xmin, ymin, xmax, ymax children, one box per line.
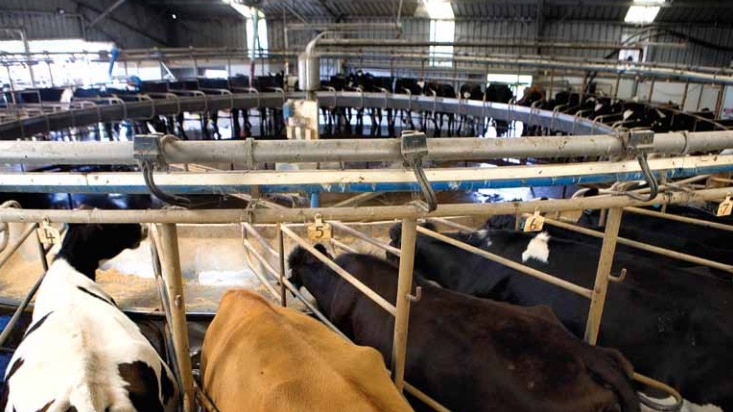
<box><xmin>285</xmin><ymin>22</ymin><xmax>403</xmax><ymax>33</ymax></box>
<box><xmin>0</xmin><ymin>186</ymin><xmax>730</xmax><ymax>225</ymax></box>
<box><xmin>2</xmin><ymin>131</ymin><xmax>733</xmax><ymax>165</ymax></box>
<box><xmin>1</xmin><ymin>153</ymin><xmax>733</xmax><ymax>196</ymax></box>
<box><xmin>317</xmin><ymin>39</ymin><xmax>673</xmax><ymax>52</ymax></box>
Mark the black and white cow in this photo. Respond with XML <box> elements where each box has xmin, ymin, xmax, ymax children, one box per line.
<box><xmin>389</xmin><ymin>223</ymin><xmax>733</xmax><ymax>411</ymax></box>
<box><xmin>1</xmin><ymin>221</ymin><xmax>178</xmax><ymax>412</ymax></box>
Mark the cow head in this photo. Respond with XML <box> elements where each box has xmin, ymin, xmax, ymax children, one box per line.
<box><xmin>287</xmin><ymin>244</ymin><xmax>331</xmax><ymax>290</ymax></box>
<box><xmin>54</xmin><ymin>222</ymin><xmax>146</xmax><ymax>281</ymax></box>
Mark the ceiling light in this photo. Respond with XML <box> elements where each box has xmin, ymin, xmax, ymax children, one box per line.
<box><xmin>624</xmin><ymin>0</ymin><xmax>665</xmax><ymax>24</ymax></box>
<box><xmin>423</xmin><ymin>0</ymin><xmax>454</xmax><ymax>20</ymax></box>
<box><xmin>171</xmin><ymin>13</ymin><xmax>177</xmax><ymax>19</ymax></box>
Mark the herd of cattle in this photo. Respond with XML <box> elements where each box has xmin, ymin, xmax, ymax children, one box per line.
<box><xmin>0</xmin><ymin>193</ymin><xmax>730</xmax><ymax>412</ymax></box>
<box><xmin>3</xmin><ymin>70</ymin><xmax>731</xmax><ymax>141</ymax></box>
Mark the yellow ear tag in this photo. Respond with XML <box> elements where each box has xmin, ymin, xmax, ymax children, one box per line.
<box><xmin>523</xmin><ymin>210</ymin><xmax>545</xmax><ymax>232</ymax></box>
<box><xmin>716</xmin><ymin>195</ymin><xmax>732</xmax><ymax>217</ymax></box>
<box><xmin>36</xmin><ymin>218</ymin><xmax>61</xmax><ymax>245</ymax></box>
<box><xmin>307</xmin><ymin>214</ymin><xmax>332</xmax><ymax>241</ymax></box>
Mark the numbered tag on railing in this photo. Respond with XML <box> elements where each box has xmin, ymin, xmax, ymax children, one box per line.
<box><xmin>522</xmin><ymin>210</ymin><xmax>545</xmax><ymax>232</ymax></box>
<box><xmin>717</xmin><ymin>195</ymin><xmax>733</xmax><ymax>217</ymax></box>
<box><xmin>36</xmin><ymin>219</ymin><xmax>61</xmax><ymax>245</ymax></box>
<box><xmin>307</xmin><ymin>214</ymin><xmax>332</xmax><ymax>241</ymax></box>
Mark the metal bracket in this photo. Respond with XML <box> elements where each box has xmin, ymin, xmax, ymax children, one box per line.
<box><xmin>625</xmin><ymin>129</ymin><xmax>655</xmax><ymax>154</ymax></box>
<box><xmin>133</xmin><ymin>134</ymin><xmax>165</xmax><ymax>166</ymax></box>
<box><xmin>401</xmin><ymin>131</ymin><xmax>438</xmax><ymax>212</ymax></box>
<box><xmin>620</xmin><ymin>129</ymin><xmax>659</xmax><ymax>202</ymax></box>
<box><xmin>134</xmin><ymin>134</ymin><xmax>191</xmax><ymax>208</ymax></box>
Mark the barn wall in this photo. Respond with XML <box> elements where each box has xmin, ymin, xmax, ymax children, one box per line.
<box><xmin>266</xmin><ymin>17</ymin><xmax>733</xmax><ymax>69</ymax></box>
<box><xmin>0</xmin><ymin>0</ymin><xmax>172</xmax><ymax>47</ymax></box>
<box><xmin>173</xmin><ymin>19</ymin><xmax>247</xmax><ymax>49</ymax></box>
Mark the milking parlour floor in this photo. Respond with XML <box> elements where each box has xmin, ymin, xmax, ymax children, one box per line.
<box><xmin>0</xmin><ymin>220</ymin><xmax>480</xmax><ymax>315</ymax></box>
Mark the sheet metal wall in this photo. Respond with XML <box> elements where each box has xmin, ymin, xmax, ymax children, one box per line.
<box><xmin>268</xmin><ymin>17</ymin><xmax>733</xmax><ymax>69</ymax></box>
<box><xmin>0</xmin><ymin>0</ymin><xmax>170</xmax><ymax>48</ymax></box>
<box><xmin>174</xmin><ymin>19</ymin><xmax>247</xmax><ymax>49</ymax></box>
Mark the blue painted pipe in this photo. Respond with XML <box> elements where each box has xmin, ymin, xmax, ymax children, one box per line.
<box><xmin>4</xmin><ymin>163</ymin><xmax>733</xmax><ymax>194</ymax></box>
<box><xmin>310</xmin><ymin>193</ymin><xmax>320</xmax><ymax>208</ymax></box>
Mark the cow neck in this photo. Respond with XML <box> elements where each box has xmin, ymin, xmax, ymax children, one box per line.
<box><xmin>53</xmin><ymin>232</ymin><xmax>99</xmax><ymax>281</ymax></box>
<box><xmin>302</xmin><ymin>264</ymin><xmax>342</xmax><ymax>316</ymax></box>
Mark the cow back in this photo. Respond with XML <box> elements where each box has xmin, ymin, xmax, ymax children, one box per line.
<box><xmin>201</xmin><ymin>290</ymin><xmax>412</xmax><ymax>412</ymax></box>
<box><xmin>3</xmin><ymin>260</ymin><xmax>178</xmax><ymax>412</ymax></box>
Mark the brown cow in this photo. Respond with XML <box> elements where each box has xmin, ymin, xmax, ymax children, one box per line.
<box><xmin>201</xmin><ymin>289</ymin><xmax>414</xmax><ymax>412</ymax></box>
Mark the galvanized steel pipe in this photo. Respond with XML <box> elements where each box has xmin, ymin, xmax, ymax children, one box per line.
<box><xmin>3</xmin><ymin>131</ymin><xmax>733</xmax><ymax>165</ymax></box>
<box><xmin>0</xmin><ymin>187</ymin><xmax>731</xmax><ymax>224</ymax></box>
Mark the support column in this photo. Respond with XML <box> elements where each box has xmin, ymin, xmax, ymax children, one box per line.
<box><xmin>584</xmin><ymin>207</ymin><xmax>623</xmax><ymax>345</ymax></box>
<box><xmin>277</xmin><ymin>224</ymin><xmax>287</xmax><ymax>307</ymax></box>
<box><xmin>158</xmin><ymin>223</ymin><xmax>194</xmax><ymax>412</ymax></box>
<box><xmin>391</xmin><ymin>217</ymin><xmax>418</xmax><ymax>391</ymax></box>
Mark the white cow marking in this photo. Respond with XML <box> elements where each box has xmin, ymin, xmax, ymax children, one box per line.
<box><xmin>5</xmin><ymin>259</ymin><xmax>176</xmax><ymax>412</ymax></box>
<box><xmin>521</xmin><ymin>232</ymin><xmax>550</xmax><ymax>264</ymax></box>
<box><xmin>640</xmin><ymin>397</ymin><xmax>722</xmax><ymax>412</ymax></box>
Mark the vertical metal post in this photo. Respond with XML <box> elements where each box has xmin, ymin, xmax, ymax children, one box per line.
<box><xmin>157</xmin><ymin>224</ymin><xmax>194</xmax><ymax>412</ymax></box>
<box><xmin>680</xmin><ymin>79</ymin><xmax>690</xmax><ymax>110</ymax></box>
<box><xmin>277</xmin><ymin>224</ymin><xmax>287</xmax><ymax>307</ymax></box>
<box><xmin>391</xmin><ymin>217</ymin><xmax>417</xmax><ymax>392</ymax></box>
<box><xmin>696</xmin><ymin>83</ymin><xmax>705</xmax><ymax>111</ymax></box>
<box><xmin>5</xmin><ymin>65</ymin><xmax>16</xmax><ymax>105</ymax></box>
<box><xmin>648</xmin><ymin>78</ymin><xmax>656</xmax><ymax>103</ymax></box>
<box><xmin>613</xmin><ymin>72</ymin><xmax>621</xmax><ymax>100</ymax></box>
<box><xmin>35</xmin><ymin>229</ymin><xmax>49</xmax><ymax>272</ymax></box>
<box><xmin>46</xmin><ymin>60</ymin><xmax>55</xmax><ymax>87</ymax></box>
<box><xmin>631</xmin><ymin>76</ymin><xmax>640</xmax><ymax>99</ymax></box>
<box><xmin>584</xmin><ymin>207</ymin><xmax>623</xmax><ymax>345</ymax></box>
<box><xmin>714</xmin><ymin>85</ymin><xmax>725</xmax><ymax>120</ymax></box>
<box><xmin>548</xmin><ymin>69</ymin><xmax>555</xmax><ymax>100</ymax></box>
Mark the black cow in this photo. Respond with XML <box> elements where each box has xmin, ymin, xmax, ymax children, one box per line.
<box><xmin>287</xmin><ymin>245</ymin><xmax>639</xmax><ymax>412</ymax></box>
<box><xmin>254</xmin><ymin>73</ymin><xmax>285</xmax><ymax>138</ymax></box>
<box><xmin>542</xmin><ymin>192</ymin><xmax>733</xmax><ymax>281</ymax></box>
<box><xmin>222</xmin><ymin>75</ymin><xmax>253</xmax><ymax>139</ymax></box>
<box><xmin>389</xmin><ymin>223</ymin><xmax>733</xmax><ymax>410</ymax></box>
<box><xmin>423</xmin><ymin>82</ymin><xmax>456</xmax><ymax>137</ymax></box>
<box><xmin>394</xmin><ymin>78</ymin><xmax>423</xmax><ymax>131</ymax></box>
<box><xmin>486</xmin><ymin>83</ymin><xmax>515</xmax><ymax>136</ymax></box>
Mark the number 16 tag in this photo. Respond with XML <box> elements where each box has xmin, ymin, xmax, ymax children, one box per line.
<box><xmin>307</xmin><ymin>214</ymin><xmax>332</xmax><ymax>241</ymax></box>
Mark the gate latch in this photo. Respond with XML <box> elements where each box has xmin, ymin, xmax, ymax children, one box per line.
<box><xmin>401</xmin><ymin>131</ymin><xmax>438</xmax><ymax>212</ymax></box>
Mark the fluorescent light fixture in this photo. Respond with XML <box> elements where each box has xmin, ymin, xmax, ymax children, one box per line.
<box><xmin>222</xmin><ymin>0</ymin><xmax>257</xmax><ymax>18</ymax></box>
<box><xmin>423</xmin><ymin>0</ymin><xmax>454</xmax><ymax>19</ymax></box>
<box><xmin>624</xmin><ymin>0</ymin><xmax>664</xmax><ymax>24</ymax></box>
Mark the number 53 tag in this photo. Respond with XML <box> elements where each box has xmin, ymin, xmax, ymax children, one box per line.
<box><xmin>307</xmin><ymin>214</ymin><xmax>332</xmax><ymax>240</ymax></box>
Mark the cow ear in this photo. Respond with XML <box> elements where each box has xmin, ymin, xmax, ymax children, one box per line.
<box><xmin>388</xmin><ymin>223</ymin><xmax>402</xmax><ymax>242</ymax></box>
<box><xmin>313</xmin><ymin>243</ymin><xmax>331</xmax><ymax>258</ymax></box>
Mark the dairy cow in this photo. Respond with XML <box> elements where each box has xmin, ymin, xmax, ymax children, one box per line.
<box><xmin>288</xmin><ymin>245</ymin><xmax>639</xmax><ymax>412</ymax></box>
<box><xmin>201</xmin><ymin>289</ymin><xmax>413</xmax><ymax>412</ymax></box>
<box><xmin>389</xmin><ymin>223</ymin><xmax>733</xmax><ymax>410</ymax></box>
<box><xmin>1</xmin><ymin>221</ymin><xmax>178</xmax><ymax>412</ymax></box>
